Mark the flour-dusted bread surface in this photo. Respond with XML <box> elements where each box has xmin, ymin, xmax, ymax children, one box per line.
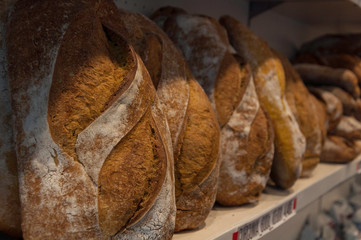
<box><xmin>99</xmin><ymin>3</ymin><xmax>220</xmax><ymax>232</ymax></box>
<box><xmin>0</xmin><ymin>4</ymin><xmax>21</xmax><ymax>236</ymax></box>
<box><xmin>294</xmin><ymin>63</ymin><xmax>360</xmax><ymax>99</ymax></box>
<box><xmin>156</xmin><ymin>8</ymin><xmax>275</xmax><ymax>205</ymax></box>
<box><xmin>220</xmin><ymin>15</ymin><xmax>306</xmax><ymax>189</ymax></box>
<box><xmin>321</xmin><ymin>135</ymin><xmax>360</xmax><ymax>163</ymax></box>
<box><xmin>308</xmin><ymin>87</ymin><xmax>343</xmax><ymax>132</ymax></box>
<box><xmin>330</xmin><ymin>116</ymin><xmax>361</xmax><ymax>141</ymax></box>
<box><xmin>321</xmin><ymin>86</ymin><xmax>361</xmax><ymax>120</ymax></box>
<box><xmin>217</xmin><ymin>78</ymin><xmax>274</xmax><ymax>205</ymax></box>
<box><xmin>6</xmin><ymin>0</ymin><xmax>175</xmax><ymax>239</ymax></box>
<box><xmin>277</xmin><ymin>51</ymin><xmax>323</xmax><ymax>177</ymax></box>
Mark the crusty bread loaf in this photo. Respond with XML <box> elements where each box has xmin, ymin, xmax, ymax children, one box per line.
<box><xmin>330</xmin><ymin>116</ymin><xmax>361</xmax><ymax>141</ymax></box>
<box><xmin>0</xmin><ymin>5</ymin><xmax>21</xmax><ymax>236</ymax></box>
<box><xmin>294</xmin><ymin>53</ymin><xmax>361</xmax><ymax>83</ymax></box>
<box><xmin>276</xmin><ymin>51</ymin><xmax>323</xmax><ymax>177</ymax></box>
<box><xmin>321</xmin><ymin>135</ymin><xmax>360</xmax><ymax>163</ymax></box>
<box><xmin>297</xmin><ymin>34</ymin><xmax>361</xmax><ymax>59</ymax></box>
<box><xmin>294</xmin><ymin>63</ymin><xmax>360</xmax><ymax>99</ymax></box>
<box><xmin>153</xmin><ymin>8</ymin><xmax>275</xmax><ymax>205</ymax></box>
<box><xmin>308</xmin><ymin>87</ymin><xmax>343</xmax><ymax>132</ymax></box>
<box><xmin>98</xmin><ymin>3</ymin><xmax>220</xmax><ymax>232</ymax></box>
<box><xmin>220</xmin><ymin>15</ymin><xmax>305</xmax><ymax>189</ymax></box>
<box><xmin>6</xmin><ymin>0</ymin><xmax>175</xmax><ymax>239</ymax></box>
<box><xmin>321</xmin><ymin>86</ymin><xmax>361</xmax><ymax>121</ymax></box>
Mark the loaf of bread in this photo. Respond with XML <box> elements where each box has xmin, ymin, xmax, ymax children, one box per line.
<box><xmin>321</xmin><ymin>136</ymin><xmax>360</xmax><ymax>163</ymax></box>
<box><xmin>308</xmin><ymin>87</ymin><xmax>343</xmax><ymax>132</ymax></box>
<box><xmin>321</xmin><ymin>86</ymin><xmax>361</xmax><ymax>121</ymax></box>
<box><xmin>98</xmin><ymin>3</ymin><xmax>220</xmax><ymax>232</ymax></box>
<box><xmin>153</xmin><ymin>8</ymin><xmax>275</xmax><ymax>205</ymax></box>
<box><xmin>220</xmin><ymin>16</ymin><xmax>306</xmax><ymax>189</ymax></box>
<box><xmin>295</xmin><ymin>53</ymin><xmax>361</xmax><ymax>83</ymax></box>
<box><xmin>6</xmin><ymin>0</ymin><xmax>175</xmax><ymax>239</ymax></box>
<box><xmin>276</xmin><ymin>51</ymin><xmax>323</xmax><ymax>177</ymax></box>
<box><xmin>330</xmin><ymin>116</ymin><xmax>361</xmax><ymax>141</ymax></box>
<box><xmin>294</xmin><ymin>63</ymin><xmax>360</xmax><ymax>99</ymax></box>
<box><xmin>0</xmin><ymin>5</ymin><xmax>21</xmax><ymax>236</ymax></box>
<box><xmin>297</xmin><ymin>34</ymin><xmax>361</xmax><ymax>59</ymax></box>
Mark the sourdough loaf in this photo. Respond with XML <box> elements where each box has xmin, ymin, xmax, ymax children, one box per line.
<box><xmin>330</xmin><ymin>116</ymin><xmax>361</xmax><ymax>141</ymax></box>
<box><xmin>0</xmin><ymin>3</ymin><xmax>21</xmax><ymax>236</ymax></box>
<box><xmin>6</xmin><ymin>0</ymin><xmax>175</xmax><ymax>239</ymax></box>
<box><xmin>296</xmin><ymin>34</ymin><xmax>361</xmax><ymax>59</ymax></box>
<box><xmin>98</xmin><ymin>3</ymin><xmax>220</xmax><ymax>232</ymax></box>
<box><xmin>321</xmin><ymin>136</ymin><xmax>360</xmax><ymax>163</ymax></box>
<box><xmin>308</xmin><ymin>87</ymin><xmax>343</xmax><ymax>132</ymax></box>
<box><xmin>276</xmin><ymin>51</ymin><xmax>323</xmax><ymax>177</ymax></box>
<box><xmin>321</xmin><ymin>86</ymin><xmax>361</xmax><ymax>121</ymax></box>
<box><xmin>220</xmin><ymin>15</ymin><xmax>306</xmax><ymax>189</ymax></box>
<box><xmin>294</xmin><ymin>63</ymin><xmax>360</xmax><ymax>99</ymax></box>
<box><xmin>153</xmin><ymin>8</ymin><xmax>275</xmax><ymax>206</ymax></box>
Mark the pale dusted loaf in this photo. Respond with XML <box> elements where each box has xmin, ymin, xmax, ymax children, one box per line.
<box><xmin>220</xmin><ymin>16</ymin><xmax>306</xmax><ymax>189</ymax></box>
<box><xmin>98</xmin><ymin>3</ymin><xmax>220</xmax><ymax>232</ymax></box>
<box><xmin>0</xmin><ymin>4</ymin><xmax>21</xmax><ymax>236</ymax></box>
<box><xmin>153</xmin><ymin>8</ymin><xmax>275</xmax><ymax>206</ymax></box>
<box><xmin>276</xmin><ymin>51</ymin><xmax>323</xmax><ymax>177</ymax></box>
<box><xmin>6</xmin><ymin>0</ymin><xmax>175</xmax><ymax>239</ymax></box>
<box><xmin>321</xmin><ymin>136</ymin><xmax>360</xmax><ymax>163</ymax></box>
<box><xmin>308</xmin><ymin>87</ymin><xmax>343</xmax><ymax>132</ymax></box>
<box><xmin>321</xmin><ymin>86</ymin><xmax>361</xmax><ymax>121</ymax></box>
<box><xmin>294</xmin><ymin>63</ymin><xmax>360</xmax><ymax>99</ymax></box>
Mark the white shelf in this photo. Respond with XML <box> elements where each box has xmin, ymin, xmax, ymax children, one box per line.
<box><xmin>173</xmin><ymin>157</ymin><xmax>361</xmax><ymax>240</ymax></box>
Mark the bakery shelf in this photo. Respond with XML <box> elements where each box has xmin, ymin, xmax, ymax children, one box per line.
<box><xmin>172</xmin><ymin>157</ymin><xmax>361</xmax><ymax>240</ymax></box>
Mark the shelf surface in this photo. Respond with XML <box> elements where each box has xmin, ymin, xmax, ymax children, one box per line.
<box><xmin>173</xmin><ymin>157</ymin><xmax>361</xmax><ymax>240</ymax></box>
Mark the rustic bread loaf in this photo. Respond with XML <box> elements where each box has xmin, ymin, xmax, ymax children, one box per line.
<box><xmin>320</xmin><ymin>135</ymin><xmax>360</xmax><ymax>163</ymax></box>
<box><xmin>276</xmin><ymin>51</ymin><xmax>323</xmax><ymax>177</ymax></box>
<box><xmin>6</xmin><ymin>0</ymin><xmax>175</xmax><ymax>239</ymax></box>
<box><xmin>294</xmin><ymin>53</ymin><xmax>361</xmax><ymax>83</ymax></box>
<box><xmin>294</xmin><ymin>63</ymin><xmax>360</xmax><ymax>99</ymax></box>
<box><xmin>330</xmin><ymin>116</ymin><xmax>361</xmax><ymax>141</ymax></box>
<box><xmin>0</xmin><ymin>5</ymin><xmax>21</xmax><ymax>236</ymax></box>
<box><xmin>321</xmin><ymin>86</ymin><xmax>361</xmax><ymax>121</ymax></box>
<box><xmin>296</xmin><ymin>34</ymin><xmax>361</xmax><ymax>59</ymax></box>
<box><xmin>153</xmin><ymin>8</ymin><xmax>275</xmax><ymax>205</ymax></box>
<box><xmin>220</xmin><ymin>15</ymin><xmax>306</xmax><ymax>189</ymax></box>
<box><xmin>308</xmin><ymin>87</ymin><xmax>343</xmax><ymax>132</ymax></box>
<box><xmin>98</xmin><ymin>3</ymin><xmax>220</xmax><ymax>232</ymax></box>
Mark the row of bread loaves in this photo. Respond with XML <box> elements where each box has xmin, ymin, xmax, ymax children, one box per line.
<box><xmin>0</xmin><ymin>1</ymin><xmax>357</xmax><ymax>239</ymax></box>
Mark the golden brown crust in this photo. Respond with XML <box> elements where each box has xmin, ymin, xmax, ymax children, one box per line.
<box><xmin>48</xmin><ymin>14</ymin><xmax>135</xmax><ymax>162</ymax></box>
<box><xmin>214</xmin><ymin>52</ymin><xmax>250</xmax><ymax>127</ymax></box>
<box><xmin>98</xmin><ymin>109</ymin><xmax>167</xmax><ymax>236</ymax></box>
<box><xmin>277</xmin><ymin>51</ymin><xmax>323</xmax><ymax>177</ymax></box>
<box><xmin>99</xmin><ymin>5</ymin><xmax>220</xmax><ymax>232</ymax></box>
<box><xmin>175</xmin><ymin>79</ymin><xmax>220</xmax><ymax>197</ymax></box>
<box><xmin>173</xmin><ymin>78</ymin><xmax>220</xmax><ymax>231</ymax></box>
<box><xmin>220</xmin><ymin>15</ymin><xmax>305</xmax><ymax>189</ymax></box>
